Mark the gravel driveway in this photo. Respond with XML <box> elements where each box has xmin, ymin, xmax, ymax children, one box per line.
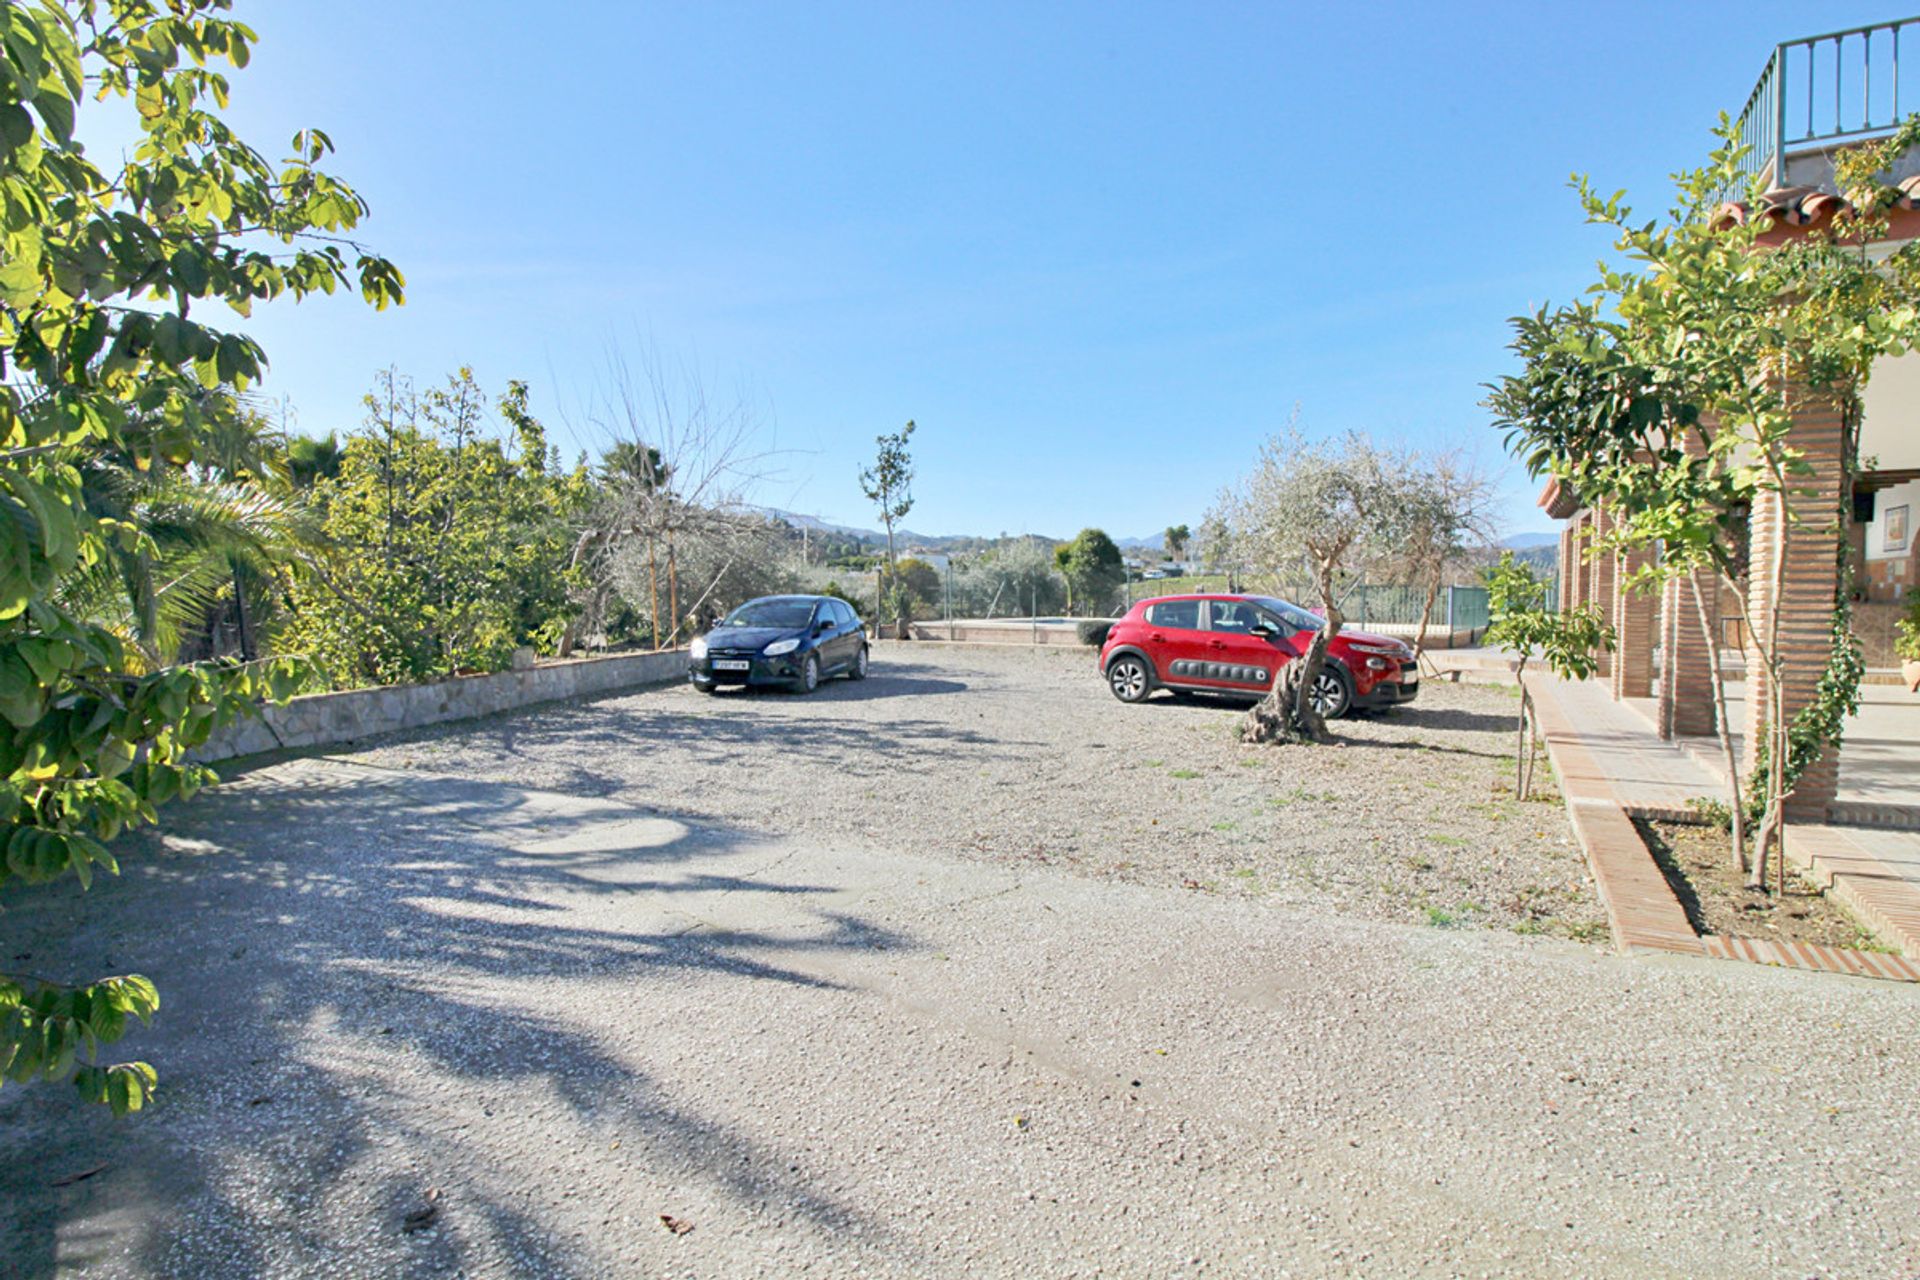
<box><xmin>2</xmin><ymin>644</ymin><xmax>1916</xmax><ymax>1278</ymax></box>
<box><xmin>354</xmin><ymin>643</ymin><xmax>1605</xmax><ymax>938</ymax></box>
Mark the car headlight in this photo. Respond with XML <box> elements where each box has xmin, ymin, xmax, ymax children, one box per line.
<box><xmin>690</xmin><ymin>637</ymin><xmax>707</xmax><ymax>659</ymax></box>
<box><xmin>763</xmin><ymin>637</ymin><xmax>801</xmax><ymax>656</ymax></box>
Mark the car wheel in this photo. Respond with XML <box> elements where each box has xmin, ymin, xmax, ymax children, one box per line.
<box><xmin>1310</xmin><ymin>666</ymin><xmax>1353</xmax><ymax>719</ymax></box>
<box><xmin>848</xmin><ymin>645</ymin><xmax>870</xmax><ymax>681</ymax></box>
<box><xmin>1106</xmin><ymin>655</ymin><xmax>1152</xmax><ymax>703</ymax></box>
<box><xmin>798</xmin><ymin>653</ymin><xmax>821</xmax><ymax>694</ymax></box>
<box><xmin>692</xmin><ymin>677</ymin><xmax>718</xmax><ymax>695</ymax></box>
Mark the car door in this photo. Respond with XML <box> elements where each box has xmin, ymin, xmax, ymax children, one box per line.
<box><xmin>1202</xmin><ymin>598</ymin><xmax>1295</xmax><ymax>693</ymax></box>
<box><xmin>829</xmin><ymin>600</ymin><xmax>859</xmax><ymax>668</ymax></box>
<box><xmin>1137</xmin><ymin>598</ymin><xmax>1208</xmax><ymax>684</ymax></box>
<box><xmin>815</xmin><ymin>601</ymin><xmax>847</xmax><ymax>670</ymax></box>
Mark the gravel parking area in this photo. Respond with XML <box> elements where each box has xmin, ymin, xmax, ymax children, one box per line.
<box><xmin>2</xmin><ymin>711</ymin><xmax>1918</xmax><ymax>1277</ymax></box>
<box><xmin>355</xmin><ymin>642</ymin><xmax>1605</xmax><ymax>939</ymax></box>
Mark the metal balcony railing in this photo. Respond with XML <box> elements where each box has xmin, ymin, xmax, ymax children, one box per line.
<box><xmin>1730</xmin><ymin>16</ymin><xmax>1920</xmax><ymax>193</ymax></box>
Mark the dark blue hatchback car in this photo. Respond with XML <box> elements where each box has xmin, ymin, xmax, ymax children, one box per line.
<box><xmin>689</xmin><ymin>594</ymin><xmax>870</xmax><ymax>694</ymax></box>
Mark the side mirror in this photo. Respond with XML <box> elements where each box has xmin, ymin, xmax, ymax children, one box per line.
<box><xmin>1250</xmin><ymin>621</ymin><xmax>1277</xmax><ymax>637</ymax></box>
<box><xmin>815</xmin><ymin>620</ymin><xmax>834</xmax><ymax>634</ymax></box>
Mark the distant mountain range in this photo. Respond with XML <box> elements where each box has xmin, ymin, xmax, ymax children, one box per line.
<box><xmin>760</xmin><ymin>509</ymin><xmax>1561</xmax><ymax>556</ymax></box>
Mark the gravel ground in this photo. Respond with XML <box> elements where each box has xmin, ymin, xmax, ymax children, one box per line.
<box><xmin>4</xmin><ymin>644</ymin><xmax>1917</xmax><ymax>1278</ymax></box>
<box><xmin>349</xmin><ymin>643</ymin><xmax>1605</xmax><ymax>940</ymax></box>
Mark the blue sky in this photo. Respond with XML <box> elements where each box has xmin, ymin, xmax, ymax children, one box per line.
<box><xmin>199</xmin><ymin>1</ymin><xmax>1853</xmax><ymax>539</ymax></box>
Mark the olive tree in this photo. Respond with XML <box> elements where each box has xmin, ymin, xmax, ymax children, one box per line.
<box><xmin>1402</xmin><ymin>452</ymin><xmax>1499</xmax><ymax>655</ymax></box>
<box><xmin>1210</xmin><ymin>427</ymin><xmax>1414</xmax><ymax>744</ymax></box>
<box><xmin>0</xmin><ymin>0</ymin><xmax>402</xmax><ymax>1111</ymax></box>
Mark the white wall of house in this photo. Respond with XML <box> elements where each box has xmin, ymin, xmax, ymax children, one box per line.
<box><xmin>1866</xmin><ymin>477</ymin><xmax>1920</xmax><ymax>565</ymax></box>
<box><xmin>1862</xmin><ymin>352</ymin><xmax>1920</xmax><ymax>470</ymax></box>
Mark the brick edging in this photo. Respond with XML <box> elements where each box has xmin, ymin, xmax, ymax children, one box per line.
<box><xmin>1524</xmin><ymin>673</ymin><xmax>1916</xmax><ymax>983</ymax></box>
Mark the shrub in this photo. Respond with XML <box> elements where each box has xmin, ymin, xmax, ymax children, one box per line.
<box><xmin>1896</xmin><ymin>588</ymin><xmax>1920</xmax><ymax>663</ymax></box>
<box><xmin>1077</xmin><ymin>620</ymin><xmax>1114</xmax><ymax>647</ymax></box>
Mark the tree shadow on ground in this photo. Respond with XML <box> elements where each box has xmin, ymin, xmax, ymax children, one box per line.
<box><xmin>344</xmin><ymin>670</ymin><xmax>1043</xmax><ymax>799</ymax></box>
<box><xmin>708</xmin><ymin>662</ymin><xmax>971</xmax><ymax>700</ymax></box>
<box><xmin>1392</xmin><ymin>706</ymin><xmax>1519</xmax><ymax>735</ymax></box>
<box><xmin>0</xmin><ymin>762</ymin><xmax>923</xmax><ymax>1277</ymax></box>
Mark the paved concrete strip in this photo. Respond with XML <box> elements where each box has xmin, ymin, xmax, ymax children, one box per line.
<box><xmin>1784</xmin><ymin>823</ymin><xmax>1920</xmax><ymax>957</ymax></box>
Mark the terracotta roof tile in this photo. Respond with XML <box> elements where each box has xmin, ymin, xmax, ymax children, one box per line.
<box><xmin>1714</xmin><ymin>178</ymin><xmax>1920</xmax><ymax>231</ymax></box>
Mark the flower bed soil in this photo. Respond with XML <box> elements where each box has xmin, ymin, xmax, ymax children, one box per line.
<box><xmin>1636</xmin><ymin>819</ymin><xmax>1892</xmax><ymax>953</ymax></box>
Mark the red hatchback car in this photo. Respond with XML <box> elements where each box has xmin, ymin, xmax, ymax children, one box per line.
<box><xmin>1098</xmin><ymin>594</ymin><xmax>1419</xmax><ymax>718</ymax></box>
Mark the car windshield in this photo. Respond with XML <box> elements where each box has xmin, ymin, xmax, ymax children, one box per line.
<box><xmin>722</xmin><ymin>599</ymin><xmax>814</xmax><ymax>629</ymax></box>
<box><xmin>1251</xmin><ymin>596</ymin><xmax>1324</xmax><ymax>632</ymax></box>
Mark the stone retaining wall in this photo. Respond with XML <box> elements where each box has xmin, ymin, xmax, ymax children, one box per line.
<box><xmin>905</xmin><ymin>620</ymin><xmax>1087</xmax><ymax>646</ymax></box>
<box><xmin>905</xmin><ymin>619</ymin><xmax>1484</xmax><ymax>649</ymax></box>
<box><xmin>195</xmin><ymin>648</ymin><xmax>690</xmax><ymax>763</ymax></box>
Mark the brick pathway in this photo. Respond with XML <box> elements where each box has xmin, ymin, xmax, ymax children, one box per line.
<box><xmin>1523</xmin><ymin>672</ymin><xmax>1705</xmax><ymax>956</ymax></box>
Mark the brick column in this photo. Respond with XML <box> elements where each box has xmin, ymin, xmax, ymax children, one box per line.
<box><xmin>1658</xmin><ymin>569</ymin><xmax>1718</xmax><ymax>739</ymax></box>
<box><xmin>1557</xmin><ymin>526</ymin><xmax>1574</xmax><ymax>612</ymax></box>
<box><xmin>1743</xmin><ymin>385</ymin><xmax>1849</xmax><ymax>820</ymax></box>
<box><xmin>1610</xmin><ymin>547</ymin><xmax>1656</xmax><ymax>700</ymax></box>
<box><xmin>1569</xmin><ymin>515</ymin><xmax>1590</xmax><ymax>611</ymax></box>
<box><xmin>1588</xmin><ymin>502</ymin><xmax>1614</xmax><ymax>679</ymax></box>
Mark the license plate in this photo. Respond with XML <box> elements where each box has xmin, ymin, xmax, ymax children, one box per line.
<box><xmin>713</xmin><ymin>659</ymin><xmax>750</xmax><ymax>671</ymax></box>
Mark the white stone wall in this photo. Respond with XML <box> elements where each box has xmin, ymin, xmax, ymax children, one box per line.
<box><xmin>1866</xmin><ymin>477</ymin><xmax>1918</xmax><ymax>564</ymax></box>
<box><xmin>194</xmin><ymin>648</ymin><xmax>691</xmax><ymax>763</ymax></box>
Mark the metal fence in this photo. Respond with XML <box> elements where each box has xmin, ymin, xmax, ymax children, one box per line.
<box><xmin>1729</xmin><ymin>16</ymin><xmax>1920</xmax><ymax>193</ymax></box>
<box><xmin>1265</xmin><ymin>582</ymin><xmax>1493</xmax><ymax>632</ymax></box>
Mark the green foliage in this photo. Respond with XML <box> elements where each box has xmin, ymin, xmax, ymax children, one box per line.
<box><xmin>1687</xmin><ymin>795</ymin><xmax>1734</xmax><ymax>833</ymax></box>
<box><xmin>1745</xmin><ymin>572</ymin><xmax>1866</xmax><ymax>826</ymax></box>
<box><xmin>0</xmin><ymin>0</ymin><xmax>402</xmax><ymax>1110</ymax></box>
<box><xmin>1483</xmin><ymin>553</ymin><xmax>1612</xmax><ymax>681</ymax></box>
<box><xmin>817</xmin><ymin>578</ymin><xmax>868</xmax><ymax>617</ymax></box>
<box><xmin>1485</xmin><ymin>117</ymin><xmax>1915</xmax><ymax>869</ymax></box>
<box><xmin>858</xmin><ymin>421</ymin><xmax>916</xmax><ymax>537</ymax></box>
<box><xmin>1053</xmin><ymin>528</ymin><xmax>1123</xmax><ymax>615</ymax></box>
<box><xmin>1076</xmin><ymin>619</ymin><xmax>1113</xmax><ymax>647</ymax></box>
<box><xmin>892</xmin><ymin>556</ymin><xmax>941</xmax><ymax>607</ymax></box>
<box><xmin>286</xmin><ymin>433</ymin><xmax>343</xmax><ymax>488</ymax></box>
<box><xmin>1896</xmin><ymin>588</ymin><xmax>1920</xmax><ymax>664</ymax></box>
<box><xmin>2</xmin><ymin>973</ymin><xmax>159</xmax><ymax>1115</ymax></box>
<box><xmin>284</xmin><ymin>369</ymin><xmax>587</xmax><ymax>686</ymax></box>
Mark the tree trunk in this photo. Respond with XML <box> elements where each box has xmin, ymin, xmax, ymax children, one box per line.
<box><xmin>1748</xmin><ymin>490</ymin><xmax>1791</xmax><ymax>891</ymax></box>
<box><xmin>232</xmin><ymin>561</ymin><xmax>257</xmax><ymax>662</ymax></box>
<box><xmin>1689</xmin><ymin>571</ymin><xmax>1746</xmax><ymax>873</ymax></box>
<box><xmin>1412</xmin><ymin>569</ymin><xmax>1441</xmax><ymax>657</ymax></box>
<box><xmin>1513</xmin><ymin>657</ymin><xmax>1531</xmax><ymax>798</ymax></box>
<box><xmin>647</xmin><ymin>536</ymin><xmax>660</xmax><ymax>652</ymax></box>
<box><xmin>667</xmin><ymin>539</ymin><xmax>680</xmax><ymax>647</ymax></box>
<box><xmin>1242</xmin><ymin>602</ymin><xmax>1341</xmax><ymax>745</ymax></box>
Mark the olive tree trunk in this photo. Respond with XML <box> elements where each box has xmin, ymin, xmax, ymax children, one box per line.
<box><xmin>1242</xmin><ymin>600</ymin><xmax>1343</xmax><ymax>746</ymax></box>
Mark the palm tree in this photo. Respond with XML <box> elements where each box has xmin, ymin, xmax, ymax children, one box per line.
<box><xmin>286</xmin><ymin>433</ymin><xmax>344</xmax><ymax>488</ymax></box>
<box><xmin>62</xmin><ymin>407</ymin><xmax>321</xmax><ymax>669</ymax></box>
